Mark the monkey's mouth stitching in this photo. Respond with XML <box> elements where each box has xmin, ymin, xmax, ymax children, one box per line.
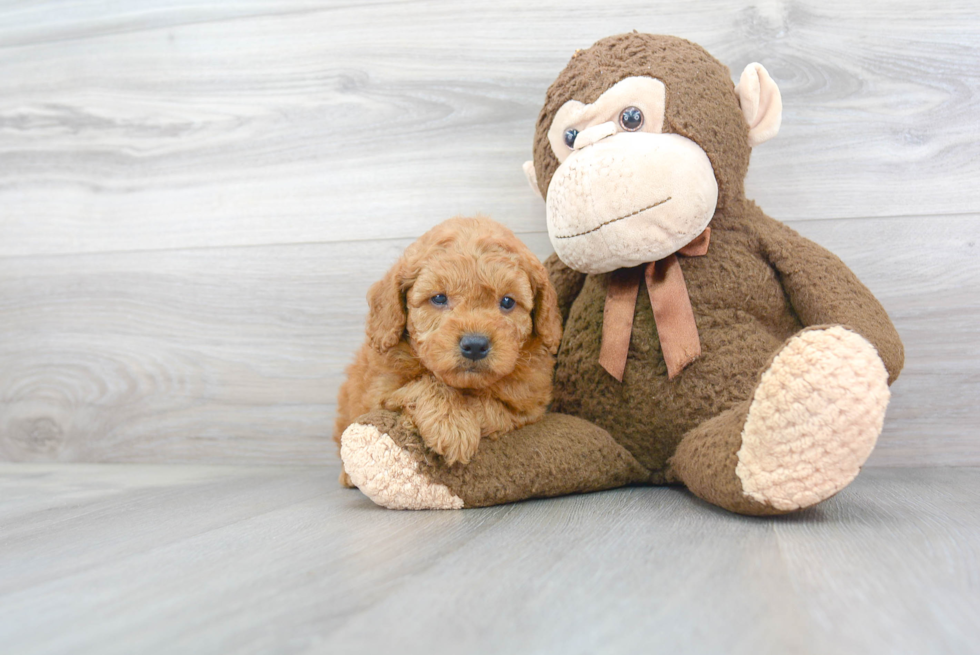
<box><xmin>554</xmin><ymin>197</ymin><xmax>672</xmax><ymax>239</ymax></box>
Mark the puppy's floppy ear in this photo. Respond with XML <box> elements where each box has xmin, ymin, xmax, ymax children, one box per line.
<box><xmin>366</xmin><ymin>256</ymin><xmax>414</xmax><ymax>354</ymax></box>
<box><xmin>524</xmin><ymin>252</ymin><xmax>563</xmax><ymax>355</ymax></box>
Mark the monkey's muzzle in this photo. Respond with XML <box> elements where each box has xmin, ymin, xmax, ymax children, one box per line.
<box><xmin>545</xmin><ymin>132</ymin><xmax>718</xmax><ymax>274</ymax></box>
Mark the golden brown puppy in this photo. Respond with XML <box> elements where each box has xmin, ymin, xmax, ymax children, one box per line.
<box><xmin>334</xmin><ymin>217</ymin><xmax>562</xmax><ymax>485</ymax></box>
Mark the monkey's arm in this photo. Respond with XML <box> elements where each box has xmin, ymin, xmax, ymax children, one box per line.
<box><xmin>754</xmin><ymin>210</ymin><xmax>904</xmax><ymax>384</ymax></box>
<box><xmin>544</xmin><ymin>252</ymin><xmax>587</xmax><ymax>325</ymax></box>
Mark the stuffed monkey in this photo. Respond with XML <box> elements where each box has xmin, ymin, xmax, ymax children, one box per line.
<box><xmin>340</xmin><ymin>33</ymin><xmax>903</xmax><ymax>515</ymax></box>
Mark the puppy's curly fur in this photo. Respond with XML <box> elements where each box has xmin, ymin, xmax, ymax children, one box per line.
<box><xmin>334</xmin><ymin>217</ymin><xmax>562</xmax><ymax>484</ymax></box>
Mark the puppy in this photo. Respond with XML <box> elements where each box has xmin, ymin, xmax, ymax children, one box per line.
<box><xmin>334</xmin><ymin>217</ymin><xmax>563</xmax><ymax>484</ymax></box>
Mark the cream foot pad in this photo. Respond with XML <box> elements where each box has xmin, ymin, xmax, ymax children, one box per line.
<box><xmin>341</xmin><ymin>423</ymin><xmax>464</xmax><ymax>510</ymax></box>
<box><xmin>736</xmin><ymin>326</ymin><xmax>891</xmax><ymax>511</ymax></box>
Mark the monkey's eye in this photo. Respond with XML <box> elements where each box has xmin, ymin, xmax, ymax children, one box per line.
<box><xmin>499</xmin><ymin>296</ymin><xmax>516</xmax><ymax>311</ymax></box>
<box><xmin>431</xmin><ymin>294</ymin><xmax>448</xmax><ymax>307</ymax></box>
<box><xmin>620</xmin><ymin>107</ymin><xmax>643</xmax><ymax>131</ymax></box>
<box><xmin>563</xmin><ymin>128</ymin><xmax>579</xmax><ymax>149</ymax></box>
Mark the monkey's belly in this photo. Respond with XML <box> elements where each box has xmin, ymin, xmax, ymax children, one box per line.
<box><xmin>552</xmin><ymin>288</ymin><xmax>800</xmax><ymax>476</ymax></box>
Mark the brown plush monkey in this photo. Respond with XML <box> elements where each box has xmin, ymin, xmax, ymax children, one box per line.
<box><xmin>339</xmin><ymin>33</ymin><xmax>904</xmax><ymax>515</ymax></box>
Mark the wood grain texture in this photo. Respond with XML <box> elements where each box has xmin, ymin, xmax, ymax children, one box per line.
<box><xmin>1</xmin><ymin>463</ymin><xmax>978</xmax><ymax>655</ymax></box>
<box><xmin>0</xmin><ymin>0</ymin><xmax>978</xmax><ymax>256</ymax></box>
<box><xmin>0</xmin><ymin>215</ymin><xmax>976</xmax><ymax>466</ymax></box>
<box><xmin>0</xmin><ymin>1</ymin><xmax>977</xmax><ymax>465</ymax></box>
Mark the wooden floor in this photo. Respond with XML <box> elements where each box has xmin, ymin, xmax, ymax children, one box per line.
<box><xmin>1</xmin><ymin>463</ymin><xmax>977</xmax><ymax>655</ymax></box>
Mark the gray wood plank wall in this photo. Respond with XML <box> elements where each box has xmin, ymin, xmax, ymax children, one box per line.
<box><xmin>1</xmin><ymin>1</ymin><xmax>977</xmax><ymax>466</ymax></box>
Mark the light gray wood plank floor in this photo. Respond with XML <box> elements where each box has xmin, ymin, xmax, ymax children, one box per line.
<box><xmin>1</xmin><ymin>464</ymin><xmax>978</xmax><ymax>655</ymax></box>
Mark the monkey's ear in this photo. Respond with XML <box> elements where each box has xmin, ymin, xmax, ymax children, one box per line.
<box><xmin>365</xmin><ymin>260</ymin><xmax>410</xmax><ymax>354</ymax></box>
<box><xmin>523</xmin><ymin>160</ymin><xmax>543</xmax><ymax>200</ymax></box>
<box><xmin>735</xmin><ymin>63</ymin><xmax>782</xmax><ymax>147</ymax></box>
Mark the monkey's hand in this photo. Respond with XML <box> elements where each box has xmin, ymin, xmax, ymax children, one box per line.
<box><xmin>756</xmin><ymin>211</ymin><xmax>904</xmax><ymax>384</ymax></box>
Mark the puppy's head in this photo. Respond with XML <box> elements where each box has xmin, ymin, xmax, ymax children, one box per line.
<box><xmin>366</xmin><ymin>217</ymin><xmax>562</xmax><ymax>389</ymax></box>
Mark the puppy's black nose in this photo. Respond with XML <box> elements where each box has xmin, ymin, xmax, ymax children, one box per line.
<box><xmin>459</xmin><ymin>334</ymin><xmax>491</xmax><ymax>361</ymax></box>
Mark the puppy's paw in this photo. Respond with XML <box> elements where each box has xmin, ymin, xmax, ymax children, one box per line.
<box><xmin>422</xmin><ymin>414</ymin><xmax>481</xmax><ymax>465</ymax></box>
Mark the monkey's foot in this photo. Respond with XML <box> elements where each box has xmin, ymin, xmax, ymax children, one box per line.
<box><xmin>735</xmin><ymin>326</ymin><xmax>891</xmax><ymax>511</ymax></box>
<box><xmin>340</xmin><ymin>414</ymin><xmax>464</xmax><ymax>510</ymax></box>
<box><xmin>340</xmin><ymin>410</ymin><xmax>649</xmax><ymax>510</ymax></box>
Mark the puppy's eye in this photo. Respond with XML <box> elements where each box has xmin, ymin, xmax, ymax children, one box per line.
<box><xmin>430</xmin><ymin>294</ymin><xmax>448</xmax><ymax>307</ymax></box>
<box><xmin>499</xmin><ymin>296</ymin><xmax>516</xmax><ymax>311</ymax></box>
<box><xmin>563</xmin><ymin>128</ymin><xmax>579</xmax><ymax>149</ymax></box>
<box><xmin>620</xmin><ymin>107</ymin><xmax>643</xmax><ymax>131</ymax></box>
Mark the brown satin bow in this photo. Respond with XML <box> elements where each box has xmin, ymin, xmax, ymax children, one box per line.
<box><xmin>598</xmin><ymin>228</ymin><xmax>710</xmax><ymax>382</ymax></box>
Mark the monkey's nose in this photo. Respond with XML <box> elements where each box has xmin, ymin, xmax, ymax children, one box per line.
<box><xmin>574</xmin><ymin>121</ymin><xmax>617</xmax><ymax>150</ymax></box>
<box><xmin>459</xmin><ymin>334</ymin><xmax>491</xmax><ymax>361</ymax></box>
